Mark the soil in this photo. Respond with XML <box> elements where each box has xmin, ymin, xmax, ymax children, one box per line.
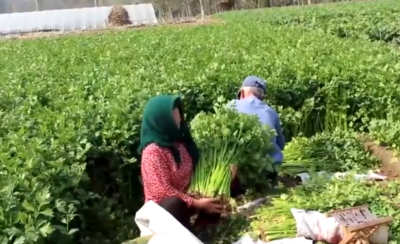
<box><xmin>277</xmin><ymin>175</ymin><xmax>303</xmax><ymax>187</ymax></box>
<box><xmin>363</xmin><ymin>140</ymin><xmax>400</xmax><ymax>179</ymax></box>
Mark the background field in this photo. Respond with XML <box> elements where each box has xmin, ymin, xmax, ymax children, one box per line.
<box><xmin>1</xmin><ymin>0</ymin><xmax>400</xmax><ymax>243</ymax></box>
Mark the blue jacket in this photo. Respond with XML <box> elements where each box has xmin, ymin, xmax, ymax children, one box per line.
<box><xmin>228</xmin><ymin>96</ymin><xmax>285</xmax><ymax>165</ymax></box>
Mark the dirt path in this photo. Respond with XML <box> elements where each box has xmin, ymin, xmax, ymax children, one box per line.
<box><xmin>364</xmin><ymin>141</ymin><xmax>400</xmax><ymax>179</ymax></box>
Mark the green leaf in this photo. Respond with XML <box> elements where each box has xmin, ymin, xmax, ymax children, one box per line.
<box><xmin>21</xmin><ymin>200</ymin><xmax>35</xmax><ymax>213</ymax></box>
<box><xmin>39</xmin><ymin>209</ymin><xmax>53</xmax><ymax>217</ymax></box>
<box><xmin>13</xmin><ymin>237</ymin><xmax>25</xmax><ymax>244</ymax></box>
<box><xmin>67</xmin><ymin>228</ymin><xmax>79</xmax><ymax>235</ymax></box>
<box><xmin>39</xmin><ymin>223</ymin><xmax>55</xmax><ymax>236</ymax></box>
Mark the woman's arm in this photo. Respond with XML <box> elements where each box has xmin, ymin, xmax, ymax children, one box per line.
<box><xmin>141</xmin><ymin>146</ymin><xmax>194</xmax><ymax>206</ymax></box>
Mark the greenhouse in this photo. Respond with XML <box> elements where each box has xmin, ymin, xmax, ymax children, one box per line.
<box><xmin>0</xmin><ymin>3</ymin><xmax>157</xmax><ymax>34</ymax></box>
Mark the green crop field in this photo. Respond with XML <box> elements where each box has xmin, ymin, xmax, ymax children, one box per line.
<box><xmin>221</xmin><ymin>0</ymin><xmax>400</xmax><ymax>44</ymax></box>
<box><xmin>1</xmin><ymin>0</ymin><xmax>400</xmax><ymax>243</ymax></box>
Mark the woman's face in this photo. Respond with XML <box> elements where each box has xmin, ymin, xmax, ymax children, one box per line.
<box><xmin>172</xmin><ymin>108</ymin><xmax>181</xmax><ymax>128</ymax></box>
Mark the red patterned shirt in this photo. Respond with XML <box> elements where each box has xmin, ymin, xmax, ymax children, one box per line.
<box><xmin>141</xmin><ymin>142</ymin><xmax>194</xmax><ymax>206</ymax></box>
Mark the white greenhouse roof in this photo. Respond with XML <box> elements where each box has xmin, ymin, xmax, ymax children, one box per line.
<box><xmin>0</xmin><ymin>4</ymin><xmax>158</xmax><ymax>34</ymax></box>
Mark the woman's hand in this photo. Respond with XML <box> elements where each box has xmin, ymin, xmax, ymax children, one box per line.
<box><xmin>230</xmin><ymin>165</ymin><xmax>238</xmax><ymax>179</ymax></box>
<box><xmin>193</xmin><ymin>198</ymin><xmax>223</xmax><ymax>214</ymax></box>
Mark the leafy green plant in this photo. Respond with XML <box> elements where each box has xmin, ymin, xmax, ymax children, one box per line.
<box><xmin>222</xmin><ymin>0</ymin><xmax>400</xmax><ymax>44</ymax></box>
<box><xmin>369</xmin><ymin>118</ymin><xmax>400</xmax><ymax>151</ymax></box>
<box><xmin>190</xmin><ymin>100</ymin><xmax>275</xmax><ymax>188</ymax></box>
<box><xmin>281</xmin><ymin>129</ymin><xmax>379</xmax><ymax>175</ymax></box>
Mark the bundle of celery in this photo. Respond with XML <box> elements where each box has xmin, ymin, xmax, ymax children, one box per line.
<box><xmin>251</xmin><ymin>196</ymin><xmax>297</xmax><ymax>241</ymax></box>
<box><xmin>190</xmin><ymin>142</ymin><xmax>240</xmax><ymax>199</ymax></box>
<box><xmin>279</xmin><ymin>136</ymin><xmax>331</xmax><ymax>176</ymax></box>
<box><xmin>190</xmin><ymin>106</ymin><xmax>275</xmax><ymax>189</ymax></box>
<box><xmin>281</xmin><ymin>130</ymin><xmax>378</xmax><ymax>176</ymax></box>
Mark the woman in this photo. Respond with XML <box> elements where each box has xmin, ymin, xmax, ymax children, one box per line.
<box><xmin>138</xmin><ymin>95</ymin><xmax>223</xmax><ymax>231</ymax></box>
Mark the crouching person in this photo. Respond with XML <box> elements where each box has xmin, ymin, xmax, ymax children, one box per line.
<box><xmin>228</xmin><ymin>76</ymin><xmax>285</xmax><ymax>187</ymax></box>
<box><xmin>138</xmin><ymin>95</ymin><xmax>223</xmax><ymax>233</ymax></box>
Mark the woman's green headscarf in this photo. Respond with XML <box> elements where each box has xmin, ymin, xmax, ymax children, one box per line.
<box><xmin>138</xmin><ymin>95</ymin><xmax>200</xmax><ymax>167</ymax></box>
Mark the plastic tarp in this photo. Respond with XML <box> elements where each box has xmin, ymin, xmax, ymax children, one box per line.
<box><xmin>134</xmin><ymin>201</ymin><xmax>203</xmax><ymax>244</ymax></box>
<box><xmin>0</xmin><ymin>4</ymin><xmax>157</xmax><ymax>34</ymax></box>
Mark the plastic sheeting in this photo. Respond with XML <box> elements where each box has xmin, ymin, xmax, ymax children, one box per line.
<box><xmin>0</xmin><ymin>4</ymin><xmax>157</xmax><ymax>34</ymax></box>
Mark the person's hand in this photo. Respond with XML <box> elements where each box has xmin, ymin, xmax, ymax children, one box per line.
<box><xmin>230</xmin><ymin>165</ymin><xmax>238</xmax><ymax>179</ymax></box>
<box><xmin>193</xmin><ymin>198</ymin><xmax>223</xmax><ymax>214</ymax></box>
